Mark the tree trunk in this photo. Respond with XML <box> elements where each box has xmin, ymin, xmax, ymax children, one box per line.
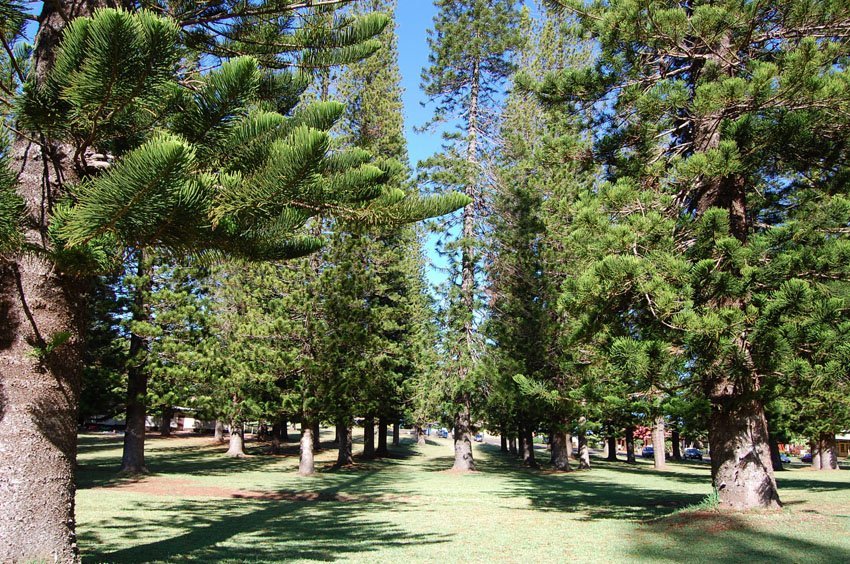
<box><xmin>392</xmin><ymin>421</ymin><xmax>400</xmax><ymax>447</ymax></box>
<box><xmin>311</xmin><ymin>419</ymin><xmax>321</xmax><ymax>451</ymax></box>
<box><xmin>376</xmin><ymin>416</ymin><xmax>388</xmax><ymax>456</ymax></box>
<box><xmin>768</xmin><ymin>433</ymin><xmax>783</xmax><ymax>471</ymax></box>
<box><xmin>160</xmin><ymin>406</ymin><xmax>174</xmax><ymax>438</ymax></box>
<box><xmin>606</xmin><ymin>433</ymin><xmax>617</xmax><ymax>461</ymax></box>
<box><xmin>578</xmin><ymin>434</ymin><xmax>591</xmax><ymax>470</ymax></box>
<box><xmin>671</xmin><ymin>428</ymin><xmax>681</xmax><ymax>461</ymax></box>
<box><xmin>625</xmin><ymin>426</ymin><xmax>636</xmax><ymax>463</ymax></box>
<box><xmin>500</xmin><ymin>433</ymin><xmax>508</xmax><ymax>452</ymax></box>
<box><xmin>413</xmin><ymin>424</ymin><xmax>426</xmax><ymax>445</ymax></box>
<box><xmin>270</xmin><ymin>420</ymin><xmax>282</xmax><ymax>455</ymax></box>
<box><xmin>299</xmin><ymin>420</ymin><xmax>315</xmax><ymax>475</ymax></box>
<box><xmin>335</xmin><ymin>422</ymin><xmax>353</xmax><ymax>467</ymax></box>
<box><xmin>363</xmin><ymin>416</ymin><xmax>375</xmax><ymax>459</ymax></box>
<box><xmin>282</xmin><ymin>418</ymin><xmax>289</xmax><ymax>442</ymax></box>
<box><xmin>521</xmin><ymin>426</ymin><xmax>537</xmax><ymax>468</ymax></box>
<box><xmin>214</xmin><ymin>419</ymin><xmax>225</xmax><ymax>443</ymax></box>
<box><xmin>452</xmin><ymin>408</ymin><xmax>475</xmax><ymax>471</ymax></box>
<box><xmin>226</xmin><ymin>419</ymin><xmax>245</xmax><ymax>457</ymax></box>
<box><xmin>509</xmin><ymin>436</ymin><xmax>518</xmax><ymax>456</ymax></box>
<box><xmin>709</xmin><ymin>397</ymin><xmax>781</xmax><ymax>509</ymax></box>
<box><xmin>652</xmin><ymin>416</ymin><xmax>666</xmax><ymax>470</ymax></box>
<box><xmin>812</xmin><ymin>434</ymin><xmax>839</xmax><ymax>471</ymax></box>
<box><xmin>120</xmin><ymin>253</ymin><xmax>152</xmax><ymax>474</ymax></box>
<box><xmin>550</xmin><ymin>431</ymin><xmax>571</xmax><ymax>471</ymax></box>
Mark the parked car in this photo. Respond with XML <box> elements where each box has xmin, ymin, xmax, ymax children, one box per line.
<box><xmin>473</xmin><ymin>433</ymin><xmax>483</xmax><ymax>442</ymax></box>
<box><xmin>437</xmin><ymin>428</ymin><xmax>449</xmax><ymax>439</ymax></box>
<box><xmin>801</xmin><ymin>452</ymin><xmax>813</xmax><ymax>463</ymax></box>
<box><xmin>779</xmin><ymin>453</ymin><xmax>791</xmax><ymax>464</ymax></box>
<box><xmin>683</xmin><ymin>447</ymin><xmax>703</xmax><ymax>460</ymax></box>
<box><xmin>641</xmin><ymin>446</ymin><xmax>655</xmax><ymax>458</ymax></box>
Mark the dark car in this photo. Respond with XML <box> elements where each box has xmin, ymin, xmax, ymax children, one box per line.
<box><xmin>779</xmin><ymin>453</ymin><xmax>791</xmax><ymax>464</ymax></box>
<box><xmin>473</xmin><ymin>433</ymin><xmax>483</xmax><ymax>442</ymax></box>
<box><xmin>683</xmin><ymin>447</ymin><xmax>703</xmax><ymax>460</ymax></box>
<box><xmin>437</xmin><ymin>428</ymin><xmax>449</xmax><ymax>439</ymax></box>
<box><xmin>801</xmin><ymin>452</ymin><xmax>813</xmax><ymax>463</ymax></box>
<box><xmin>641</xmin><ymin>446</ymin><xmax>655</xmax><ymax>458</ymax></box>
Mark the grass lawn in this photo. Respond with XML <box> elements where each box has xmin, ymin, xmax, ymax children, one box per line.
<box><xmin>76</xmin><ymin>431</ymin><xmax>850</xmax><ymax>563</ymax></box>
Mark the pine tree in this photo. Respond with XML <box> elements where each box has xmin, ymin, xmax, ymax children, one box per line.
<box><xmin>0</xmin><ymin>2</ymin><xmax>467</xmax><ymax>559</ymax></box>
<box><xmin>420</xmin><ymin>0</ymin><xmax>524</xmax><ymax>471</ymax></box>
<box><xmin>537</xmin><ymin>0</ymin><xmax>850</xmax><ymax>508</ymax></box>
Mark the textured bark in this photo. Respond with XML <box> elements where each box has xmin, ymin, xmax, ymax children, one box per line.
<box><xmin>160</xmin><ymin>406</ymin><xmax>174</xmax><ymax>437</ymax></box>
<box><xmin>812</xmin><ymin>434</ymin><xmax>839</xmax><ymax>471</ymax></box>
<box><xmin>226</xmin><ymin>420</ymin><xmax>245</xmax><ymax>457</ymax></box>
<box><xmin>652</xmin><ymin>416</ymin><xmax>667</xmax><ymax>470</ymax></box>
<box><xmin>577</xmin><ymin>434</ymin><xmax>591</xmax><ymax>470</ymax></box>
<box><xmin>625</xmin><ymin>426</ymin><xmax>636</xmax><ymax>463</ymax></box>
<box><xmin>214</xmin><ymin>420</ymin><xmax>225</xmax><ymax>443</ymax></box>
<box><xmin>281</xmin><ymin>418</ymin><xmax>289</xmax><ymax>442</ymax></box>
<box><xmin>392</xmin><ymin>421</ymin><xmax>400</xmax><ymax>447</ymax></box>
<box><xmin>709</xmin><ymin>398</ymin><xmax>781</xmax><ymax>509</ymax></box>
<box><xmin>270</xmin><ymin>421</ymin><xmax>282</xmax><ymax>454</ymax></box>
<box><xmin>299</xmin><ymin>421</ymin><xmax>315</xmax><ymax>475</ymax></box>
<box><xmin>521</xmin><ymin>426</ymin><xmax>537</xmax><ymax>468</ymax></box>
<box><xmin>550</xmin><ymin>431</ymin><xmax>571</xmax><ymax>471</ymax></box>
<box><xmin>452</xmin><ymin>408</ymin><xmax>475</xmax><ymax>471</ymax></box>
<box><xmin>671</xmin><ymin>429</ymin><xmax>681</xmax><ymax>461</ymax></box>
<box><xmin>413</xmin><ymin>424</ymin><xmax>426</xmax><ymax>445</ymax></box>
<box><xmin>376</xmin><ymin>416</ymin><xmax>388</xmax><ymax>456</ymax></box>
<box><xmin>606</xmin><ymin>434</ymin><xmax>618</xmax><ymax>461</ymax></box>
<box><xmin>335</xmin><ymin>422</ymin><xmax>353</xmax><ymax>467</ymax></box>
<box><xmin>363</xmin><ymin>417</ymin><xmax>375</xmax><ymax>459</ymax></box>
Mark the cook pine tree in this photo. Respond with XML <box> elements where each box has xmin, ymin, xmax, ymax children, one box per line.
<box><xmin>0</xmin><ymin>2</ymin><xmax>467</xmax><ymax>560</ymax></box>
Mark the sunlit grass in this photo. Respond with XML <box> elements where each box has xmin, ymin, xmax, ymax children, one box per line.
<box><xmin>76</xmin><ymin>431</ymin><xmax>850</xmax><ymax>563</ymax></box>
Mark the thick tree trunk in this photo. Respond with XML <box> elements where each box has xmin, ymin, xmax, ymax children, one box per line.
<box><xmin>606</xmin><ymin>434</ymin><xmax>617</xmax><ymax>461</ymax></box>
<box><xmin>335</xmin><ymin>422</ymin><xmax>353</xmax><ymax>467</ymax></box>
<box><xmin>709</xmin><ymin>397</ymin><xmax>781</xmax><ymax>509</ymax></box>
<box><xmin>578</xmin><ymin>434</ymin><xmax>591</xmax><ymax>470</ymax></box>
<box><xmin>671</xmin><ymin>428</ymin><xmax>681</xmax><ymax>461</ymax></box>
<box><xmin>652</xmin><ymin>416</ymin><xmax>666</xmax><ymax>470</ymax></box>
<box><xmin>376</xmin><ymin>416</ymin><xmax>388</xmax><ymax>456</ymax></box>
<box><xmin>392</xmin><ymin>421</ymin><xmax>400</xmax><ymax>447</ymax></box>
<box><xmin>500</xmin><ymin>434</ymin><xmax>508</xmax><ymax>452</ymax></box>
<box><xmin>625</xmin><ymin>426</ymin><xmax>636</xmax><ymax>463</ymax></box>
<box><xmin>550</xmin><ymin>431</ymin><xmax>571</xmax><ymax>471</ymax></box>
<box><xmin>768</xmin><ymin>433</ymin><xmax>783</xmax><ymax>471</ymax></box>
<box><xmin>160</xmin><ymin>406</ymin><xmax>174</xmax><ymax>438</ymax></box>
<box><xmin>311</xmin><ymin>420</ymin><xmax>321</xmax><ymax>451</ymax></box>
<box><xmin>299</xmin><ymin>420</ymin><xmax>315</xmax><ymax>475</ymax></box>
<box><xmin>509</xmin><ymin>436</ymin><xmax>518</xmax><ymax>456</ymax></box>
<box><xmin>363</xmin><ymin>417</ymin><xmax>375</xmax><ymax>459</ymax></box>
<box><xmin>413</xmin><ymin>424</ymin><xmax>426</xmax><ymax>445</ymax></box>
<box><xmin>812</xmin><ymin>434</ymin><xmax>839</xmax><ymax>471</ymax></box>
<box><xmin>270</xmin><ymin>420</ymin><xmax>283</xmax><ymax>454</ymax></box>
<box><xmin>226</xmin><ymin>420</ymin><xmax>245</xmax><ymax>457</ymax></box>
<box><xmin>214</xmin><ymin>419</ymin><xmax>225</xmax><ymax>443</ymax></box>
<box><xmin>452</xmin><ymin>407</ymin><xmax>475</xmax><ymax>471</ymax></box>
<box><xmin>521</xmin><ymin>426</ymin><xmax>537</xmax><ymax>468</ymax></box>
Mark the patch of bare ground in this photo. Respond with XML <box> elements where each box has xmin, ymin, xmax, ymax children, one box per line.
<box><xmin>91</xmin><ymin>476</ymin><xmax>418</xmax><ymax>503</ymax></box>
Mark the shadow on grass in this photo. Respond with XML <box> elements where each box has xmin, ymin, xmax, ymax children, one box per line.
<box><xmin>631</xmin><ymin>511</ymin><xmax>850</xmax><ymax>563</ymax></box>
<box><xmin>79</xmin><ymin>462</ymin><xmax>447</xmax><ymax>563</ymax></box>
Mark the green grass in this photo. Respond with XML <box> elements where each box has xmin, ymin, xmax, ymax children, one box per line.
<box><xmin>76</xmin><ymin>431</ymin><xmax>850</xmax><ymax>563</ymax></box>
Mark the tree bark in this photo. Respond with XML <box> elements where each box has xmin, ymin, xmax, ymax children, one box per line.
<box><xmin>270</xmin><ymin>420</ymin><xmax>282</xmax><ymax>454</ymax></box>
<box><xmin>812</xmin><ymin>434</ymin><xmax>839</xmax><ymax>471</ymax></box>
<box><xmin>578</xmin><ymin>434</ymin><xmax>591</xmax><ymax>470</ymax></box>
<box><xmin>226</xmin><ymin>419</ymin><xmax>245</xmax><ymax>457</ymax></box>
<box><xmin>376</xmin><ymin>416</ymin><xmax>388</xmax><ymax>456</ymax></box>
<box><xmin>606</xmin><ymin>433</ymin><xmax>617</xmax><ymax>462</ymax></box>
<box><xmin>652</xmin><ymin>416</ymin><xmax>666</xmax><ymax>470</ymax></box>
<box><xmin>299</xmin><ymin>420</ymin><xmax>315</xmax><ymax>475</ymax></box>
<box><xmin>550</xmin><ymin>431</ymin><xmax>571</xmax><ymax>471</ymax></box>
<box><xmin>392</xmin><ymin>421</ymin><xmax>400</xmax><ymax>447</ymax></box>
<box><xmin>625</xmin><ymin>426</ymin><xmax>636</xmax><ymax>463</ymax></box>
<box><xmin>214</xmin><ymin>419</ymin><xmax>225</xmax><ymax>443</ymax></box>
<box><xmin>768</xmin><ymin>433</ymin><xmax>783</xmax><ymax>471</ymax></box>
<box><xmin>500</xmin><ymin>433</ymin><xmax>508</xmax><ymax>452</ymax></box>
<box><xmin>509</xmin><ymin>436</ymin><xmax>518</xmax><ymax>456</ymax></box>
<box><xmin>160</xmin><ymin>405</ymin><xmax>174</xmax><ymax>437</ymax></box>
<box><xmin>452</xmin><ymin>408</ymin><xmax>475</xmax><ymax>471</ymax></box>
<box><xmin>521</xmin><ymin>426</ymin><xmax>537</xmax><ymax>468</ymax></box>
<box><xmin>413</xmin><ymin>424</ymin><xmax>426</xmax><ymax>445</ymax></box>
<box><xmin>363</xmin><ymin>416</ymin><xmax>375</xmax><ymax>459</ymax></box>
<box><xmin>709</xmin><ymin>397</ymin><xmax>781</xmax><ymax>509</ymax></box>
<box><xmin>335</xmin><ymin>422</ymin><xmax>353</xmax><ymax>467</ymax></box>
<box><xmin>671</xmin><ymin>428</ymin><xmax>682</xmax><ymax>461</ymax></box>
